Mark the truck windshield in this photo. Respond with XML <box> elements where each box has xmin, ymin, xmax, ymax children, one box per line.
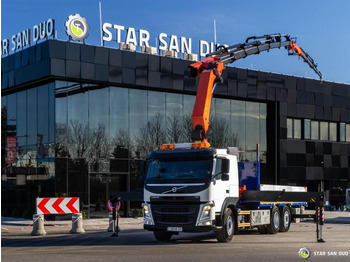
<box><xmin>146</xmin><ymin>159</ymin><xmax>213</xmax><ymax>182</ymax></box>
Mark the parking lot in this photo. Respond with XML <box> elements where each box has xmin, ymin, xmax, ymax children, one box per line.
<box><xmin>2</xmin><ymin>212</ymin><xmax>350</xmax><ymax>262</ymax></box>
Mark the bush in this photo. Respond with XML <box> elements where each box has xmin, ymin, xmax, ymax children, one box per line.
<box><xmin>22</xmin><ymin>209</ymin><xmax>32</xmax><ymax>219</ymax></box>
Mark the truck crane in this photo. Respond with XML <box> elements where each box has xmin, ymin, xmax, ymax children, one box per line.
<box><xmin>142</xmin><ymin>34</ymin><xmax>325</xmax><ymax>243</ymax></box>
<box><xmin>189</xmin><ymin>33</ymin><xmax>322</xmax><ymax>143</ymax></box>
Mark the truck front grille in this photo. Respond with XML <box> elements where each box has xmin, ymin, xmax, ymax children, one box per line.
<box><xmin>151</xmin><ymin>204</ymin><xmax>199</xmax><ymax>227</ymax></box>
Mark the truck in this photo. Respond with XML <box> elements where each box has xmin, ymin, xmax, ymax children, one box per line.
<box><xmin>142</xmin><ymin>34</ymin><xmax>325</xmax><ymax>242</ymax></box>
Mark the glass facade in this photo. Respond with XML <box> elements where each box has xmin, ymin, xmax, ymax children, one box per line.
<box><xmin>1</xmin><ymin>81</ymin><xmax>267</xmax><ymax>217</ymax></box>
<box><xmin>1</xmin><ymin>83</ymin><xmax>55</xmax><ymax>217</ymax></box>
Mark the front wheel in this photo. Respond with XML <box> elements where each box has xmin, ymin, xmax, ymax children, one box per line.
<box><xmin>153</xmin><ymin>231</ymin><xmax>172</xmax><ymax>241</ymax></box>
<box><xmin>215</xmin><ymin>208</ymin><xmax>235</xmax><ymax>242</ymax></box>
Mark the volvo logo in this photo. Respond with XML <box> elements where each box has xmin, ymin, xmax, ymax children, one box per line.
<box><xmin>162</xmin><ymin>186</ymin><xmax>187</xmax><ymax>194</ymax></box>
<box><xmin>65</xmin><ymin>14</ymin><xmax>89</xmax><ymax>42</ymax></box>
<box><xmin>172</xmin><ymin>187</ymin><xmax>178</xmax><ymax>193</ymax></box>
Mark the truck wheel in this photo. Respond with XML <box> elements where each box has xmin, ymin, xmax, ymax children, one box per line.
<box><xmin>215</xmin><ymin>208</ymin><xmax>235</xmax><ymax>242</ymax></box>
<box><xmin>266</xmin><ymin>206</ymin><xmax>280</xmax><ymax>234</ymax></box>
<box><xmin>257</xmin><ymin>225</ymin><xmax>268</xmax><ymax>234</ymax></box>
<box><xmin>279</xmin><ymin>206</ymin><xmax>291</xmax><ymax>232</ymax></box>
<box><xmin>153</xmin><ymin>231</ymin><xmax>172</xmax><ymax>241</ymax></box>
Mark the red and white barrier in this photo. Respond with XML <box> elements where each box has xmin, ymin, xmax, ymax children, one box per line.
<box><xmin>36</xmin><ymin>197</ymin><xmax>79</xmax><ymax>215</ymax></box>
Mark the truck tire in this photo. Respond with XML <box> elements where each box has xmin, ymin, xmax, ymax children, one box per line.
<box><xmin>279</xmin><ymin>206</ymin><xmax>291</xmax><ymax>232</ymax></box>
<box><xmin>153</xmin><ymin>231</ymin><xmax>172</xmax><ymax>241</ymax></box>
<box><xmin>266</xmin><ymin>206</ymin><xmax>280</xmax><ymax>234</ymax></box>
<box><xmin>215</xmin><ymin>208</ymin><xmax>235</xmax><ymax>242</ymax></box>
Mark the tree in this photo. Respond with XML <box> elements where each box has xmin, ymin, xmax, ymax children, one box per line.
<box><xmin>166</xmin><ymin>112</ymin><xmax>182</xmax><ymax>143</ymax></box>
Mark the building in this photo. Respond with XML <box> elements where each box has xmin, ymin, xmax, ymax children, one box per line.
<box><xmin>2</xmin><ymin>39</ymin><xmax>350</xmax><ymax>218</ymax></box>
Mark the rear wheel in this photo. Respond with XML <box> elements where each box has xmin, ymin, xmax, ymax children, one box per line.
<box><xmin>153</xmin><ymin>231</ymin><xmax>172</xmax><ymax>241</ymax></box>
<box><xmin>279</xmin><ymin>206</ymin><xmax>291</xmax><ymax>232</ymax></box>
<box><xmin>266</xmin><ymin>206</ymin><xmax>280</xmax><ymax>234</ymax></box>
<box><xmin>215</xmin><ymin>208</ymin><xmax>235</xmax><ymax>242</ymax></box>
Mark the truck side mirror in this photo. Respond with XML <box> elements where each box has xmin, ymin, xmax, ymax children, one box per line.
<box><xmin>221</xmin><ymin>159</ymin><xmax>230</xmax><ymax>174</ymax></box>
<box><xmin>221</xmin><ymin>173</ymin><xmax>230</xmax><ymax>181</ymax></box>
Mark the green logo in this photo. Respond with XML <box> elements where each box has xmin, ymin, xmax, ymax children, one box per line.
<box><xmin>299</xmin><ymin>247</ymin><xmax>311</xmax><ymax>260</ymax></box>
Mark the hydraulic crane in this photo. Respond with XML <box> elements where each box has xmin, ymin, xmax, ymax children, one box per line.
<box><xmin>189</xmin><ymin>34</ymin><xmax>322</xmax><ymax>143</ymax></box>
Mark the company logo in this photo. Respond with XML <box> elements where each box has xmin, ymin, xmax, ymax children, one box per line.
<box><xmin>299</xmin><ymin>247</ymin><xmax>311</xmax><ymax>260</ymax></box>
<box><xmin>65</xmin><ymin>14</ymin><xmax>89</xmax><ymax>42</ymax></box>
<box><xmin>172</xmin><ymin>187</ymin><xmax>178</xmax><ymax>193</ymax></box>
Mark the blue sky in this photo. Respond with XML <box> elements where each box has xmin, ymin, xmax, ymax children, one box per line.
<box><xmin>2</xmin><ymin>0</ymin><xmax>350</xmax><ymax>84</ymax></box>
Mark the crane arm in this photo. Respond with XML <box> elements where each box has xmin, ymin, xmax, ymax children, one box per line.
<box><xmin>189</xmin><ymin>34</ymin><xmax>322</xmax><ymax>142</ymax></box>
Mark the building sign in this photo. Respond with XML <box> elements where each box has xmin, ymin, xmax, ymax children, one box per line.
<box><xmin>65</xmin><ymin>14</ymin><xmax>89</xmax><ymax>42</ymax></box>
<box><xmin>102</xmin><ymin>22</ymin><xmax>225</xmax><ymax>58</ymax></box>
<box><xmin>1</xmin><ymin>18</ymin><xmax>55</xmax><ymax>56</ymax></box>
<box><xmin>6</xmin><ymin>136</ymin><xmax>17</xmax><ymax>164</ymax></box>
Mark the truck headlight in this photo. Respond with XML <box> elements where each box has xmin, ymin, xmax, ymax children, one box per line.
<box><xmin>199</xmin><ymin>205</ymin><xmax>211</xmax><ymax>221</ymax></box>
<box><xmin>142</xmin><ymin>203</ymin><xmax>154</xmax><ymax>225</ymax></box>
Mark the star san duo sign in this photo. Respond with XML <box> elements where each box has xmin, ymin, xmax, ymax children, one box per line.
<box><xmin>1</xmin><ymin>18</ymin><xmax>55</xmax><ymax>56</ymax></box>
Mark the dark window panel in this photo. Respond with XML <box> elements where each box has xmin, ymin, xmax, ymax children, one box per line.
<box><xmin>2</xmin><ymin>73</ymin><xmax>8</xmax><ymax>89</ymax></box>
<box><xmin>323</xmin><ymin>107</ymin><xmax>331</xmax><ymax>121</ymax></box>
<box><xmin>331</xmin><ymin>108</ymin><xmax>340</xmax><ymax>121</ymax></box>
<box><xmin>315</xmin><ymin>142</ymin><xmax>323</xmax><ymax>154</ymax></box>
<box><xmin>28</xmin><ymin>45</ymin><xmax>36</xmax><ymax>64</ymax></box>
<box><xmin>227</xmin><ymin>80</ymin><xmax>238</xmax><ymax>96</ymax></box>
<box><xmin>305</xmin><ymin>92</ymin><xmax>315</xmax><ymax>104</ymax></box>
<box><xmin>323</xmin><ymin>142</ymin><xmax>332</xmax><ymax>154</ymax></box>
<box><xmin>276</xmin><ymin>88</ymin><xmax>287</xmax><ymax>102</ymax></box>
<box><xmin>314</xmin><ymin>106</ymin><xmax>323</xmax><ymax>119</ymax></box>
<box><xmin>148</xmin><ymin>71</ymin><xmax>161</xmax><ymax>88</ymax></box>
<box><xmin>296</xmin><ymin>78</ymin><xmax>306</xmax><ymax>91</ymax></box>
<box><xmin>257</xmin><ymin>82</ymin><xmax>267</xmax><ymax>100</ymax></box>
<box><xmin>183</xmin><ymin>76</ymin><xmax>196</xmax><ymax>92</ymax></box>
<box><xmin>287</xmin><ymin>89</ymin><xmax>296</xmax><ymax>103</ymax></box>
<box><xmin>332</xmin><ymin>156</ymin><xmax>340</xmax><ymax>168</ymax></box>
<box><xmin>340</xmin><ymin>108</ymin><xmax>348</xmax><ymax>122</ymax></box>
<box><xmin>306</xmin><ymin>154</ymin><xmax>314</xmax><ymax>166</ymax></box>
<box><xmin>135</xmin><ymin>53</ymin><xmax>148</xmax><ymax>70</ymax></box>
<box><xmin>340</xmin><ymin>156</ymin><xmax>348</xmax><ymax>168</ymax></box>
<box><xmin>109</xmin><ymin>66</ymin><xmax>122</xmax><ymax>83</ymax></box>
<box><xmin>306</xmin><ymin>167</ymin><xmax>315</xmax><ymax>180</ymax></box>
<box><xmin>48</xmin><ymin>40</ymin><xmax>66</xmax><ymax>59</ymax></box>
<box><xmin>81</xmin><ymin>62</ymin><xmax>95</xmax><ymax>80</ymax></box>
<box><xmin>81</xmin><ymin>45</ymin><xmax>95</xmax><ymax>63</ymax></box>
<box><xmin>95</xmin><ymin>47</ymin><xmax>109</xmax><ymax>65</ymax></box>
<box><xmin>160</xmin><ymin>57</ymin><xmax>172</xmax><ymax>73</ymax></box>
<box><xmin>95</xmin><ymin>64</ymin><xmax>109</xmax><ymax>81</ymax></box>
<box><xmin>135</xmin><ymin>69</ymin><xmax>148</xmax><ymax>86</ymax></box>
<box><xmin>172</xmin><ymin>74</ymin><xmax>184</xmax><ymax>91</ymax></box>
<box><xmin>109</xmin><ymin>49</ymin><xmax>122</xmax><ymax>67</ymax></box>
<box><xmin>237</xmin><ymin>82</ymin><xmax>248</xmax><ymax>98</ymax></box>
<box><xmin>122</xmin><ymin>68</ymin><xmax>135</xmax><ymax>85</ymax></box>
<box><xmin>279</xmin><ymin>102</ymin><xmax>287</xmax><ymax>116</ymax></box>
<box><xmin>66</xmin><ymin>60</ymin><xmax>81</xmax><ymax>78</ymax></box>
<box><xmin>172</xmin><ymin>59</ymin><xmax>185</xmax><ymax>75</ymax></box>
<box><xmin>214</xmin><ymin>82</ymin><xmax>228</xmax><ymax>95</ymax></box>
<box><xmin>50</xmin><ymin>58</ymin><xmax>65</xmax><ymax>77</ymax></box>
<box><xmin>247</xmin><ymin>85</ymin><xmax>257</xmax><ymax>98</ymax></box>
<box><xmin>122</xmin><ymin>51</ymin><xmax>136</xmax><ymax>69</ymax></box>
<box><xmin>296</xmin><ymin>91</ymin><xmax>306</xmax><ymax>104</ymax></box>
<box><xmin>313</xmin><ymin>167</ymin><xmax>323</xmax><ymax>180</ymax></box>
<box><xmin>66</xmin><ymin>42</ymin><xmax>80</xmax><ymax>61</ymax></box>
<box><xmin>266</xmin><ymin>86</ymin><xmax>275</xmax><ymax>100</ymax></box>
<box><xmin>35</xmin><ymin>44</ymin><xmax>42</xmax><ymax>62</ymax></box>
<box><xmin>21</xmin><ymin>49</ymin><xmax>29</xmax><ymax>67</ymax></box>
<box><xmin>148</xmin><ymin>55</ymin><xmax>160</xmax><ymax>72</ymax></box>
<box><xmin>15</xmin><ymin>52</ymin><xmax>22</xmax><ymax>69</ymax></box>
<box><xmin>160</xmin><ymin>73</ymin><xmax>173</xmax><ymax>89</ymax></box>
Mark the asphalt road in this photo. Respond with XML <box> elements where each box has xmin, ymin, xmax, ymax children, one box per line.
<box><xmin>2</xmin><ymin>217</ymin><xmax>350</xmax><ymax>262</ymax></box>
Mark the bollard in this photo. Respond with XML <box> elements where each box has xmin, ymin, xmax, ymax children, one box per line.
<box><xmin>31</xmin><ymin>214</ymin><xmax>47</xmax><ymax>236</ymax></box>
<box><xmin>70</xmin><ymin>213</ymin><xmax>85</xmax><ymax>234</ymax></box>
<box><xmin>107</xmin><ymin>212</ymin><xmax>121</xmax><ymax>233</ymax></box>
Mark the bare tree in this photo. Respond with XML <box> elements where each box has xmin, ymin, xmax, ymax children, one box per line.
<box><xmin>207</xmin><ymin>117</ymin><xmax>240</xmax><ymax>148</ymax></box>
<box><xmin>181</xmin><ymin>112</ymin><xmax>193</xmax><ymax>142</ymax></box>
<box><xmin>166</xmin><ymin>112</ymin><xmax>182</xmax><ymax>143</ymax></box>
<box><xmin>135</xmin><ymin>113</ymin><xmax>166</xmax><ymax>158</ymax></box>
<box><xmin>68</xmin><ymin>120</ymin><xmax>92</xmax><ymax>158</ymax></box>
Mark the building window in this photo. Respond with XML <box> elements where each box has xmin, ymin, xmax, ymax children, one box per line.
<box><xmin>340</xmin><ymin>123</ymin><xmax>346</xmax><ymax>142</ymax></box>
<box><xmin>311</xmin><ymin>121</ymin><xmax>319</xmax><ymax>140</ymax></box>
<box><xmin>320</xmin><ymin>121</ymin><xmax>329</xmax><ymax>141</ymax></box>
<box><xmin>329</xmin><ymin>123</ymin><xmax>337</xmax><ymax>141</ymax></box>
<box><xmin>347</xmin><ymin>124</ymin><xmax>350</xmax><ymax>142</ymax></box>
<box><xmin>287</xmin><ymin>118</ymin><xmax>301</xmax><ymax>139</ymax></box>
<box><xmin>304</xmin><ymin>119</ymin><xmax>311</xmax><ymax>140</ymax></box>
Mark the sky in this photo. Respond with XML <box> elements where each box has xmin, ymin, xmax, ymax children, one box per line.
<box><xmin>1</xmin><ymin>0</ymin><xmax>350</xmax><ymax>84</ymax></box>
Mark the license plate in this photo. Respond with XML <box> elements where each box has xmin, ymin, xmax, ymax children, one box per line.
<box><xmin>167</xmin><ymin>227</ymin><xmax>183</xmax><ymax>232</ymax></box>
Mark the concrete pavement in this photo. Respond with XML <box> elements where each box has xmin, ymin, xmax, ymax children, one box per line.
<box><xmin>1</xmin><ymin>211</ymin><xmax>349</xmax><ymax>236</ymax></box>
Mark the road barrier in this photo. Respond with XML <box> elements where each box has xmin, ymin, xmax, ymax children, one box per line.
<box><xmin>70</xmin><ymin>213</ymin><xmax>85</xmax><ymax>234</ymax></box>
<box><xmin>31</xmin><ymin>214</ymin><xmax>47</xmax><ymax>236</ymax></box>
